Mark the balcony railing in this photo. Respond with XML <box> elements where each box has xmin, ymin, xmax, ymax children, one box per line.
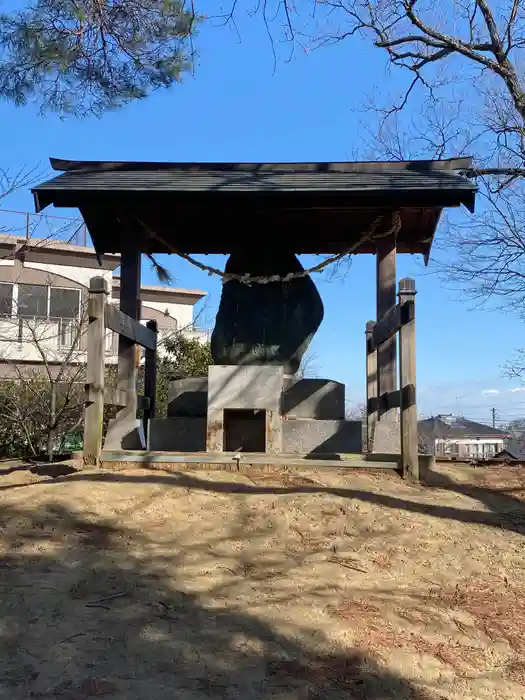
<box><xmin>0</xmin><ymin>316</ymin><xmax>210</xmax><ymax>361</ymax></box>
<box><xmin>0</xmin><ymin>316</ymin><xmax>84</xmax><ymax>352</ymax></box>
<box><xmin>0</xmin><ymin>208</ymin><xmax>90</xmax><ymax>247</ymax></box>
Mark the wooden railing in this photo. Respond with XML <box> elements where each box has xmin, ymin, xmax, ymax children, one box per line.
<box><xmin>365</xmin><ymin>277</ymin><xmax>418</xmax><ymax>480</ymax></box>
<box><xmin>83</xmin><ymin>276</ymin><xmax>158</xmax><ymax>465</ymax></box>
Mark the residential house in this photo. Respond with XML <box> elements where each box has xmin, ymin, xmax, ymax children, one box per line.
<box><xmin>418</xmin><ymin>415</ymin><xmax>508</xmax><ymax>459</ymax></box>
<box><xmin>0</xmin><ymin>233</ymin><xmax>207</xmax><ymax>375</ymax></box>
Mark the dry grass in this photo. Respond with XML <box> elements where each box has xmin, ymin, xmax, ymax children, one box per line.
<box><xmin>475</xmin><ymin>466</ymin><xmax>525</xmax><ymax>500</ymax></box>
<box><xmin>1</xmin><ymin>461</ymin><xmax>525</xmax><ymax>699</ymax></box>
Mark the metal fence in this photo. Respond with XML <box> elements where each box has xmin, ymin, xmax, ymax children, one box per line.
<box><xmin>0</xmin><ymin>208</ymin><xmax>91</xmax><ymax>247</ymax></box>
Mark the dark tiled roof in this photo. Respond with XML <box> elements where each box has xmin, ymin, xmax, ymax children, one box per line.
<box><xmin>33</xmin><ymin>158</ymin><xmax>476</xmax><ymax>202</ymax></box>
<box><xmin>31</xmin><ymin>157</ymin><xmax>477</xmax><ymax>255</ymax></box>
<box><xmin>419</xmin><ymin>416</ymin><xmax>508</xmax><ymax>439</ymax></box>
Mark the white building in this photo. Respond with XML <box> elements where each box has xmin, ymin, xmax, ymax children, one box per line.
<box><xmin>0</xmin><ymin>233</ymin><xmax>207</xmax><ymax>376</ymax></box>
<box><xmin>418</xmin><ymin>415</ymin><xmax>508</xmax><ymax>459</ymax></box>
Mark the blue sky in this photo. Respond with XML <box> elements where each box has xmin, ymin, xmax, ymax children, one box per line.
<box><xmin>1</xmin><ymin>8</ymin><xmax>525</xmax><ymax>424</ymax></box>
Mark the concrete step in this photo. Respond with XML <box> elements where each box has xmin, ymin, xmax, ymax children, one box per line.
<box><xmin>100</xmin><ymin>450</ymin><xmax>401</xmax><ymax>471</ymax></box>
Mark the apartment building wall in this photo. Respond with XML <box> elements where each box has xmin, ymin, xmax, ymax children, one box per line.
<box><xmin>0</xmin><ymin>239</ymin><xmax>207</xmax><ymax>373</ymax></box>
<box><xmin>141</xmin><ymin>300</ymin><xmax>194</xmax><ymax>330</ymax></box>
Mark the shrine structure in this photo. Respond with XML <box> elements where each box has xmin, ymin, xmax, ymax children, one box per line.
<box><xmin>32</xmin><ymin>158</ymin><xmax>476</xmax><ymax>480</ymax></box>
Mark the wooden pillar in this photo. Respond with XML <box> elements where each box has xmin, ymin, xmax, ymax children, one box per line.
<box><xmin>84</xmin><ymin>276</ymin><xmax>108</xmax><ymax>465</ymax></box>
<box><xmin>365</xmin><ymin>320</ymin><xmax>377</xmax><ymax>452</ymax></box>
<box><xmin>143</xmin><ymin>319</ymin><xmax>158</xmax><ymax>442</ymax></box>
<box><xmin>116</xmin><ymin>244</ymin><xmax>142</xmax><ymax>448</ymax></box>
<box><xmin>376</xmin><ymin>236</ymin><xmax>397</xmax><ymax>416</ymax></box>
<box><xmin>398</xmin><ymin>278</ymin><xmax>418</xmax><ymax>481</ymax></box>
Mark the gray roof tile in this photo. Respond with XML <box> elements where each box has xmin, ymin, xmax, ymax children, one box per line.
<box><xmin>33</xmin><ymin>158</ymin><xmax>476</xmax><ymax>196</ymax></box>
<box><xmin>419</xmin><ymin>417</ymin><xmax>508</xmax><ymax>439</ymax></box>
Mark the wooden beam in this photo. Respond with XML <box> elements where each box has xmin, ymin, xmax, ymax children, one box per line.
<box><xmin>379</xmin><ymin>389</ymin><xmax>401</xmax><ymax>411</ymax></box>
<box><xmin>83</xmin><ymin>276</ymin><xmax>108</xmax><ymax>465</ymax></box>
<box><xmin>105</xmin><ymin>305</ymin><xmax>156</xmax><ymax>350</ymax></box>
<box><xmin>365</xmin><ymin>321</ymin><xmax>377</xmax><ymax>452</ymax></box>
<box><xmin>376</xmin><ymin>235</ymin><xmax>397</xmax><ymax>421</ymax></box>
<box><xmin>371</xmin><ymin>303</ymin><xmax>401</xmax><ymax>351</ymax></box>
<box><xmin>398</xmin><ymin>277</ymin><xmax>418</xmax><ymax>481</ymax></box>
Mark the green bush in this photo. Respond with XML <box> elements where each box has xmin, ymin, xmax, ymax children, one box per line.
<box><xmin>0</xmin><ymin>332</ymin><xmax>212</xmax><ymax>460</ymax></box>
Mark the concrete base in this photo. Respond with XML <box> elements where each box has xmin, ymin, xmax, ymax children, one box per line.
<box><xmin>283</xmin><ymin>418</ymin><xmax>362</xmax><ymax>453</ymax></box>
<box><xmin>206</xmin><ymin>365</ymin><xmax>283</xmax><ymax>453</ymax></box>
<box><xmin>148</xmin><ymin>417</ymin><xmax>206</xmax><ymax>451</ymax></box>
<box><xmin>100</xmin><ymin>450</ymin><xmax>403</xmax><ymax>471</ymax></box>
<box><xmin>167</xmin><ymin>376</ymin><xmax>347</xmax><ymax>420</ymax></box>
<box><xmin>148</xmin><ymin>416</ymin><xmax>362</xmax><ymax>454</ymax></box>
<box><xmin>282</xmin><ymin>378</ymin><xmax>345</xmax><ymax>419</ymax></box>
<box><xmin>168</xmin><ymin>377</ymin><xmax>208</xmax><ymax>417</ymax></box>
<box><xmin>104</xmin><ymin>418</ymin><xmax>146</xmax><ymax>450</ymax></box>
<box><xmin>373</xmin><ymin>415</ymin><xmax>401</xmax><ymax>453</ymax></box>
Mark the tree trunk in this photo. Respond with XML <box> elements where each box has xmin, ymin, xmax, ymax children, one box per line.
<box><xmin>47</xmin><ymin>382</ymin><xmax>57</xmax><ymax>462</ymax></box>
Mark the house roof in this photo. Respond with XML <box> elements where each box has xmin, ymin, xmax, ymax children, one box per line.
<box><xmin>419</xmin><ymin>416</ymin><xmax>508</xmax><ymax>440</ymax></box>
<box><xmin>112</xmin><ymin>276</ymin><xmax>206</xmax><ymax>304</ymax></box>
<box><xmin>31</xmin><ymin>157</ymin><xmax>477</xmax><ymax>257</ymax></box>
<box><xmin>0</xmin><ymin>233</ymin><xmax>120</xmax><ymax>270</ymax></box>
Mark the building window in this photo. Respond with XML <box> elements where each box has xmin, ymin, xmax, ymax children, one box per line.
<box><xmin>57</xmin><ymin>319</ymin><xmax>77</xmax><ymax>347</ymax></box>
<box><xmin>0</xmin><ymin>284</ymin><xmax>82</xmax><ymax>348</ymax></box>
<box><xmin>17</xmin><ymin>284</ymin><xmax>48</xmax><ymax>318</ymax></box>
<box><xmin>482</xmin><ymin>443</ymin><xmax>498</xmax><ymax>457</ymax></box>
<box><xmin>0</xmin><ymin>282</ymin><xmax>13</xmax><ymax>317</ymax></box>
<box><xmin>15</xmin><ymin>284</ymin><xmax>80</xmax><ymax>321</ymax></box>
<box><xmin>49</xmin><ymin>287</ymin><xmax>80</xmax><ymax>320</ymax></box>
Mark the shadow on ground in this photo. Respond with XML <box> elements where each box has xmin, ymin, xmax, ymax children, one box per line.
<box><xmin>0</xmin><ymin>498</ymin><xmax>443</xmax><ymax>700</ymax></box>
<box><xmin>4</xmin><ymin>463</ymin><xmax>523</xmax><ymax>535</ymax></box>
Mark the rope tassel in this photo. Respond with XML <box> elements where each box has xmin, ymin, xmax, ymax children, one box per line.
<box><xmin>146</xmin><ymin>253</ymin><xmax>173</xmax><ymax>285</ymax></box>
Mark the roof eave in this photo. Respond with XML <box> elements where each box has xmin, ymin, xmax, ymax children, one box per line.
<box><xmin>422</xmin><ymin>189</ymin><xmax>476</xmax><ymax>265</ymax></box>
<box><xmin>31</xmin><ymin>187</ymin><xmax>476</xmax><ymax>211</ymax></box>
<box><xmin>33</xmin><ymin>189</ymin><xmax>52</xmax><ymax>214</ymax></box>
<box><xmin>48</xmin><ymin>156</ymin><xmax>475</xmax><ymax>173</ymax></box>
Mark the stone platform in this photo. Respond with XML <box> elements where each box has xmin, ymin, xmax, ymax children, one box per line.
<box><xmin>143</xmin><ymin>369</ymin><xmax>362</xmax><ymax>454</ymax></box>
<box><xmin>168</xmin><ymin>375</ymin><xmax>346</xmax><ymax>420</ymax></box>
<box><xmin>99</xmin><ymin>450</ymin><xmax>408</xmax><ymax>471</ymax></box>
<box><xmin>148</xmin><ymin>416</ymin><xmax>362</xmax><ymax>453</ymax></box>
<box><xmin>104</xmin><ymin>367</ymin><xmax>362</xmax><ymax>455</ymax></box>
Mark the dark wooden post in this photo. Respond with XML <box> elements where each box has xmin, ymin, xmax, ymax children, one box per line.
<box><xmin>398</xmin><ymin>277</ymin><xmax>418</xmax><ymax>481</ymax></box>
<box><xmin>376</xmin><ymin>236</ymin><xmax>397</xmax><ymax>417</ymax></box>
<box><xmin>365</xmin><ymin>321</ymin><xmax>377</xmax><ymax>452</ymax></box>
<box><xmin>143</xmin><ymin>319</ymin><xmax>158</xmax><ymax>441</ymax></box>
<box><xmin>84</xmin><ymin>276</ymin><xmax>108</xmax><ymax>465</ymax></box>
<box><xmin>116</xmin><ymin>244</ymin><xmax>142</xmax><ymax>448</ymax></box>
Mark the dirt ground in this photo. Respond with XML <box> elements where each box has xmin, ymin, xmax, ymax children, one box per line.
<box><xmin>1</xmin><ymin>460</ymin><xmax>525</xmax><ymax>700</ymax></box>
